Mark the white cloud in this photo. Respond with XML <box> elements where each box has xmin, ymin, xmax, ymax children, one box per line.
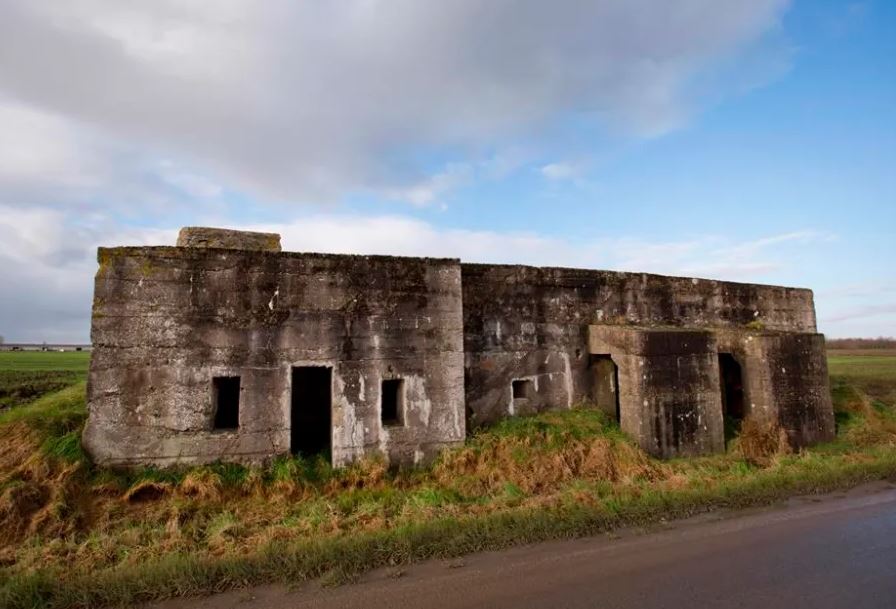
<box><xmin>156</xmin><ymin>160</ymin><xmax>223</xmax><ymax>200</ymax></box>
<box><xmin>0</xmin><ymin>204</ymin><xmax>840</xmax><ymax>342</ymax></box>
<box><xmin>383</xmin><ymin>163</ymin><xmax>473</xmax><ymax>207</ymax></box>
<box><xmin>1</xmin><ymin>1</ymin><xmax>832</xmax><ymax>342</ymax></box>
<box><xmin>540</xmin><ymin>162</ymin><xmax>579</xmax><ymax>181</ymax></box>
<box><xmin>0</xmin><ymin>0</ymin><xmax>791</xmax><ymax>206</ymax></box>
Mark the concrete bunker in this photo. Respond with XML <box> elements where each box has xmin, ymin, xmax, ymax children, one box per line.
<box><xmin>291</xmin><ymin>366</ymin><xmax>332</xmax><ymax>458</ymax></box>
<box><xmin>81</xmin><ymin>226</ymin><xmax>835</xmax><ymax>468</ymax></box>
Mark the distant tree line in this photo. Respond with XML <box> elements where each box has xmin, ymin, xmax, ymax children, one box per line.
<box><xmin>827</xmin><ymin>337</ymin><xmax>896</xmax><ymax>350</ymax></box>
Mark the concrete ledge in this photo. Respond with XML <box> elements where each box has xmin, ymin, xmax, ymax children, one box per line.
<box><xmin>589</xmin><ymin>325</ymin><xmax>714</xmax><ymax>356</ymax></box>
<box><xmin>177</xmin><ymin>227</ymin><xmax>281</xmax><ymax>252</ymax></box>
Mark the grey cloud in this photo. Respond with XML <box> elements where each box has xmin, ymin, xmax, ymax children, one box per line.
<box><xmin>0</xmin><ymin>0</ymin><xmax>791</xmax><ymax>205</ymax></box>
<box><xmin>0</xmin><ymin>208</ymin><xmax>833</xmax><ymax>342</ymax></box>
<box><xmin>0</xmin><ymin>205</ymin><xmax>175</xmax><ymax>342</ymax></box>
<box><xmin>0</xmin><ymin>1</ymin><xmax>800</xmax><ymax>341</ymax></box>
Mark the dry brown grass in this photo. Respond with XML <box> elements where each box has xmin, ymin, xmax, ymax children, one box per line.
<box><xmin>734</xmin><ymin>417</ymin><xmax>792</xmax><ymax>467</ymax></box>
<box><xmin>846</xmin><ymin>419</ymin><xmax>896</xmax><ymax>447</ymax></box>
<box><xmin>0</xmin><ymin>408</ymin><xmax>677</xmax><ymax>586</ymax></box>
<box><xmin>324</xmin><ymin>457</ymin><xmax>389</xmax><ymax>493</ymax></box>
<box><xmin>0</xmin><ymin>422</ymin><xmax>90</xmax><ymax>547</ymax></box>
<box><xmin>434</xmin><ymin>432</ymin><xmax>665</xmax><ymax>495</ymax></box>
<box><xmin>178</xmin><ymin>470</ymin><xmax>224</xmax><ymax>501</ymax></box>
<box><xmin>5</xmin><ymin>394</ymin><xmax>894</xmax><ymax>594</ymax></box>
<box><xmin>123</xmin><ymin>481</ymin><xmax>172</xmax><ymax>503</ymax></box>
<box><xmin>0</xmin><ymin>423</ymin><xmax>40</xmax><ymax>475</ymax></box>
<box><xmin>844</xmin><ymin>398</ymin><xmax>896</xmax><ymax>448</ymax></box>
<box><xmin>829</xmin><ymin>380</ymin><xmax>896</xmax><ymax>448</ymax></box>
<box><xmin>3</xmin><ymin>374</ymin><xmax>896</xmax><ymax>609</ymax></box>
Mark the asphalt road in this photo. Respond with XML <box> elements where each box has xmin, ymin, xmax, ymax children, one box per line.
<box><xmin>154</xmin><ymin>482</ymin><xmax>896</xmax><ymax>609</ymax></box>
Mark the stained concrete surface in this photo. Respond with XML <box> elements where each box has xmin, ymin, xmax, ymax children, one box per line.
<box><xmin>84</xmin><ymin>248</ymin><xmax>466</xmax><ymax>467</ymax></box>
<box><xmin>150</xmin><ymin>481</ymin><xmax>896</xmax><ymax>609</ymax></box>
<box><xmin>86</xmin><ymin>231</ymin><xmax>833</xmax><ymax>468</ymax></box>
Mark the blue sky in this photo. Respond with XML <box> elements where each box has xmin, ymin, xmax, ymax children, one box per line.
<box><xmin>0</xmin><ymin>0</ymin><xmax>893</xmax><ymax>342</ymax></box>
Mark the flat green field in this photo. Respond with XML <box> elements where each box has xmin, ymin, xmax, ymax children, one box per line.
<box><xmin>827</xmin><ymin>350</ymin><xmax>896</xmax><ymax>407</ymax></box>
<box><xmin>0</xmin><ymin>351</ymin><xmax>90</xmax><ymax>410</ymax></box>
<box><xmin>0</xmin><ymin>351</ymin><xmax>91</xmax><ymax>372</ymax></box>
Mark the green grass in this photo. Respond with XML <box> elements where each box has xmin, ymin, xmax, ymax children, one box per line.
<box><xmin>3</xmin><ymin>443</ymin><xmax>894</xmax><ymax>609</ymax></box>
<box><xmin>0</xmin><ymin>382</ymin><xmax>88</xmax><ymax>437</ymax></box>
<box><xmin>0</xmin><ymin>382</ymin><xmax>89</xmax><ymax>464</ymax></box>
<box><xmin>0</xmin><ymin>351</ymin><xmax>90</xmax><ymax>410</ymax></box>
<box><xmin>0</xmin><ymin>351</ymin><xmax>91</xmax><ymax>372</ymax></box>
<box><xmin>0</xmin><ymin>351</ymin><xmax>894</xmax><ymax>608</ymax></box>
<box><xmin>828</xmin><ymin>352</ymin><xmax>896</xmax><ymax>406</ymax></box>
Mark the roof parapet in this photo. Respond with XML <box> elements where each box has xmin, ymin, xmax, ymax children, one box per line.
<box><xmin>176</xmin><ymin>227</ymin><xmax>281</xmax><ymax>252</ymax></box>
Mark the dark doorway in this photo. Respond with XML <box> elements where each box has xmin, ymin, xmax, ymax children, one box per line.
<box><xmin>381</xmin><ymin>378</ymin><xmax>404</xmax><ymax>426</ymax></box>
<box><xmin>589</xmin><ymin>355</ymin><xmax>620</xmax><ymax>423</ymax></box>
<box><xmin>212</xmin><ymin>376</ymin><xmax>241</xmax><ymax>430</ymax></box>
<box><xmin>718</xmin><ymin>353</ymin><xmax>745</xmax><ymax>442</ymax></box>
<box><xmin>291</xmin><ymin>366</ymin><xmax>332</xmax><ymax>458</ymax></box>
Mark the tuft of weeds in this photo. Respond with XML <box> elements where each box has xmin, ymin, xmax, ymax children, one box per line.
<box><xmin>205</xmin><ymin>512</ymin><xmax>245</xmax><ymax>553</ymax></box>
<box><xmin>734</xmin><ymin>417</ymin><xmax>792</xmax><ymax>467</ymax></box>
<box><xmin>123</xmin><ymin>481</ymin><xmax>171</xmax><ymax>503</ymax></box>
<box><xmin>42</xmin><ymin>430</ymin><xmax>86</xmax><ymax>463</ymax></box>
<box><xmin>207</xmin><ymin>462</ymin><xmax>250</xmax><ymax>488</ymax></box>
<box><xmin>179</xmin><ymin>470</ymin><xmax>224</xmax><ymax>501</ymax></box>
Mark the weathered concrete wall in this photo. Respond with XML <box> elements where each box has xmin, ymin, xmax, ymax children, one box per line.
<box><xmin>461</xmin><ymin>264</ymin><xmax>817</xmax><ymax>423</ymax></box>
<box><xmin>713</xmin><ymin>330</ymin><xmax>835</xmax><ymax>447</ymax></box>
<box><xmin>585</xmin><ymin>326</ymin><xmax>834</xmax><ymax>456</ymax></box>
<box><xmin>84</xmin><ymin>232</ymin><xmax>833</xmax><ymax>467</ymax></box>
<box><xmin>83</xmin><ymin>247</ymin><xmax>465</xmax><ymax>468</ymax></box>
<box><xmin>589</xmin><ymin>327</ymin><xmax>725</xmax><ymax>458</ymax></box>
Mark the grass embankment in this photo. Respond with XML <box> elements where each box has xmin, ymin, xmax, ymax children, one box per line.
<box><xmin>1</xmin><ymin>353</ymin><xmax>895</xmax><ymax>608</ymax></box>
<box><xmin>0</xmin><ymin>352</ymin><xmax>90</xmax><ymax>411</ymax></box>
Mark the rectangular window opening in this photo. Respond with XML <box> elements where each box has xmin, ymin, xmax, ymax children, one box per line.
<box><xmin>212</xmin><ymin>376</ymin><xmax>240</xmax><ymax>430</ymax></box>
<box><xmin>512</xmin><ymin>379</ymin><xmax>532</xmax><ymax>399</ymax></box>
<box><xmin>381</xmin><ymin>378</ymin><xmax>405</xmax><ymax>426</ymax></box>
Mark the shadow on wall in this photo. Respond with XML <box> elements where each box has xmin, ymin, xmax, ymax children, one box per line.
<box><xmin>589</xmin><ymin>354</ymin><xmax>620</xmax><ymax>423</ymax></box>
<box><xmin>718</xmin><ymin>353</ymin><xmax>745</xmax><ymax>444</ymax></box>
